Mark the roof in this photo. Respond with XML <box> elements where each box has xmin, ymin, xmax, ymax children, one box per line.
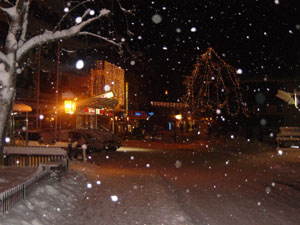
<box><xmin>13</xmin><ymin>103</ymin><xmax>32</xmax><ymax>112</ymax></box>
<box><xmin>78</xmin><ymin>95</ymin><xmax>119</xmax><ymax>109</ymax></box>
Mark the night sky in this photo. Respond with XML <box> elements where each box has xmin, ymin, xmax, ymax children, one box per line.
<box><xmin>113</xmin><ymin>0</ymin><xmax>300</xmax><ymax>101</ymax></box>
<box><xmin>3</xmin><ymin>0</ymin><xmax>299</xmax><ymax>104</ymax></box>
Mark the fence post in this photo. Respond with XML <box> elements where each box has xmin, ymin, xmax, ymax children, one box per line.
<box><xmin>82</xmin><ymin>144</ymin><xmax>87</xmax><ymax>162</ymax></box>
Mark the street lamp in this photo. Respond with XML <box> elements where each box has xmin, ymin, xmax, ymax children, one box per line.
<box><xmin>64</xmin><ymin>100</ymin><xmax>76</xmax><ymax>114</ymax></box>
<box><xmin>175</xmin><ymin>114</ymin><xmax>182</xmax><ymax>120</ymax></box>
<box><xmin>62</xmin><ymin>91</ymin><xmax>77</xmax><ymax>109</ymax></box>
<box><xmin>62</xmin><ymin>91</ymin><xmax>77</xmax><ymax>129</ymax></box>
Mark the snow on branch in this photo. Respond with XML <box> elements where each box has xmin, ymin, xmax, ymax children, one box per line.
<box><xmin>0</xmin><ymin>4</ymin><xmax>16</xmax><ymax>18</ymax></box>
<box><xmin>0</xmin><ymin>51</ymin><xmax>9</xmax><ymax>66</ymax></box>
<box><xmin>17</xmin><ymin>8</ymin><xmax>111</xmax><ymax>61</ymax></box>
<box><xmin>0</xmin><ymin>0</ymin><xmax>14</xmax><ymax>7</ymax></box>
<box><xmin>18</xmin><ymin>1</ymin><xmax>30</xmax><ymax>47</ymax></box>
<box><xmin>53</xmin><ymin>0</ymin><xmax>92</xmax><ymax>32</ymax></box>
<box><xmin>116</xmin><ymin>0</ymin><xmax>133</xmax><ymax>15</ymax></box>
<box><xmin>78</xmin><ymin>31</ymin><xmax>122</xmax><ymax>49</ymax></box>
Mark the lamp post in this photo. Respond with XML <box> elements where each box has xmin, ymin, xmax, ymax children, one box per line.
<box><xmin>175</xmin><ymin>114</ymin><xmax>183</xmax><ymax>133</ymax></box>
<box><xmin>62</xmin><ymin>91</ymin><xmax>77</xmax><ymax>129</ymax></box>
<box><xmin>55</xmin><ymin>40</ymin><xmax>60</xmax><ymax>137</ymax></box>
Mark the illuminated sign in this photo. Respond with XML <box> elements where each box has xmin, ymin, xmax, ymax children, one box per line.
<box><xmin>130</xmin><ymin>111</ymin><xmax>150</xmax><ymax>120</ymax></box>
<box><xmin>85</xmin><ymin>107</ymin><xmax>95</xmax><ymax>114</ymax></box>
<box><xmin>101</xmin><ymin>91</ymin><xmax>114</xmax><ymax>98</ymax></box>
<box><xmin>96</xmin><ymin>109</ymin><xmax>104</xmax><ymax>115</ymax></box>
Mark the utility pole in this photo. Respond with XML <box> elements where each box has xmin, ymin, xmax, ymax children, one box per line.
<box><xmin>36</xmin><ymin>46</ymin><xmax>41</xmax><ymax>129</ymax></box>
<box><xmin>55</xmin><ymin>41</ymin><xmax>60</xmax><ymax>138</ymax></box>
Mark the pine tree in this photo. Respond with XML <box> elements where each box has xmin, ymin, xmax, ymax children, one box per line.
<box><xmin>182</xmin><ymin>47</ymin><xmax>247</xmax><ymax>120</ymax></box>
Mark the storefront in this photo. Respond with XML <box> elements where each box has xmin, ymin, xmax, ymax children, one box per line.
<box><xmin>8</xmin><ymin>103</ymin><xmax>32</xmax><ymax>145</ymax></box>
<box><xmin>75</xmin><ymin>95</ymin><xmax>119</xmax><ymax>132</ymax></box>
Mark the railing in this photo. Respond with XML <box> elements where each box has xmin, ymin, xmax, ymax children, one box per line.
<box><xmin>276</xmin><ymin>127</ymin><xmax>300</xmax><ymax>151</ymax></box>
<box><xmin>3</xmin><ymin>146</ymin><xmax>67</xmax><ymax>168</ymax></box>
<box><xmin>0</xmin><ymin>166</ymin><xmax>50</xmax><ymax>214</ymax></box>
<box><xmin>4</xmin><ymin>154</ymin><xmax>66</xmax><ymax>167</ymax></box>
<box><xmin>0</xmin><ymin>146</ymin><xmax>68</xmax><ymax>214</ymax></box>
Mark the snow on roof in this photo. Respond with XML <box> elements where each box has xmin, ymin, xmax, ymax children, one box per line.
<box><xmin>4</xmin><ymin>146</ymin><xmax>66</xmax><ymax>156</ymax></box>
<box><xmin>13</xmin><ymin>103</ymin><xmax>32</xmax><ymax>112</ymax></box>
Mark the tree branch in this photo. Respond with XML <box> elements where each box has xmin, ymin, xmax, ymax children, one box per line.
<box><xmin>0</xmin><ymin>0</ymin><xmax>25</xmax><ymax>16</ymax></box>
<box><xmin>116</xmin><ymin>0</ymin><xmax>133</xmax><ymax>15</ymax></box>
<box><xmin>0</xmin><ymin>5</ymin><xmax>16</xmax><ymax>17</ymax></box>
<box><xmin>78</xmin><ymin>31</ymin><xmax>122</xmax><ymax>49</ymax></box>
<box><xmin>18</xmin><ymin>1</ymin><xmax>30</xmax><ymax>47</ymax></box>
<box><xmin>17</xmin><ymin>9</ymin><xmax>111</xmax><ymax>61</ymax></box>
<box><xmin>1</xmin><ymin>0</ymin><xmax>14</xmax><ymax>7</ymax></box>
<box><xmin>53</xmin><ymin>0</ymin><xmax>92</xmax><ymax>32</ymax></box>
<box><xmin>0</xmin><ymin>51</ymin><xmax>9</xmax><ymax>67</ymax></box>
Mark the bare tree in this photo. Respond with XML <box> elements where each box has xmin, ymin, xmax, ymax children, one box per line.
<box><xmin>0</xmin><ymin>0</ymin><xmax>125</xmax><ymax>164</ymax></box>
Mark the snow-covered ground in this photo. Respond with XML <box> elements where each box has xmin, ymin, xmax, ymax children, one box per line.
<box><xmin>0</xmin><ymin>167</ymin><xmax>37</xmax><ymax>193</ymax></box>
<box><xmin>0</xmin><ymin>137</ymin><xmax>299</xmax><ymax>225</ymax></box>
<box><xmin>0</xmin><ymin>160</ymin><xmax>194</xmax><ymax>225</ymax></box>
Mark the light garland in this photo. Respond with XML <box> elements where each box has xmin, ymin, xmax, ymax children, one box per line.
<box><xmin>182</xmin><ymin>47</ymin><xmax>248</xmax><ymax>118</ymax></box>
<box><xmin>90</xmin><ymin>60</ymin><xmax>125</xmax><ymax>108</ymax></box>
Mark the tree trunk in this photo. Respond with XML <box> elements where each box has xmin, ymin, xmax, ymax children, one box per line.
<box><xmin>0</xmin><ymin>68</ymin><xmax>16</xmax><ymax>165</ymax></box>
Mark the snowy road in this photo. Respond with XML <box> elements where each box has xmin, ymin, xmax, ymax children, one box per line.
<box><xmin>84</xmin><ymin>142</ymin><xmax>300</xmax><ymax>225</ymax></box>
<box><xmin>1</xmin><ymin>139</ymin><xmax>300</xmax><ymax>225</ymax></box>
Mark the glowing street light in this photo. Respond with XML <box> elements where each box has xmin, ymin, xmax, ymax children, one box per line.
<box><xmin>175</xmin><ymin>114</ymin><xmax>182</xmax><ymax>120</ymax></box>
<box><xmin>64</xmin><ymin>100</ymin><xmax>76</xmax><ymax>114</ymax></box>
<box><xmin>62</xmin><ymin>91</ymin><xmax>77</xmax><ymax>114</ymax></box>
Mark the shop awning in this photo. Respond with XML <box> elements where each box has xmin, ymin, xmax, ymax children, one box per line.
<box><xmin>78</xmin><ymin>95</ymin><xmax>119</xmax><ymax>109</ymax></box>
<box><xmin>13</xmin><ymin>103</ymin><xmax>32</xmax><ymax>112</ymax></box>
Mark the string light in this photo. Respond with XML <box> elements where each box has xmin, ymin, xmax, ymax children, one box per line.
<box><xmin>182</xmin><ymin>47</ymin><xmax>248</xmax><ymax>118</ymax></box>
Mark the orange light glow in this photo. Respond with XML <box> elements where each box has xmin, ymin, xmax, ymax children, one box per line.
<box><xmin>64</xmin><ymin>100</ymin><xmax>76</xmax><ymax>114</ymax></box>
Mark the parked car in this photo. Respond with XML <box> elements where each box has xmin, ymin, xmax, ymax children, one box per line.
<box><xmin>5</xmin><ymin>129</ymin><xmax>46</xmax><ymax>146</ymax></box>
<box><xmin>10</xmin><ymin>128</ymin><xmax>121</xmax><ymax>153</ymax></box>
<box><xmin>56</xmin><ymin>128</ymin><xmax>121</xmax><ymax>152</ymax></box>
